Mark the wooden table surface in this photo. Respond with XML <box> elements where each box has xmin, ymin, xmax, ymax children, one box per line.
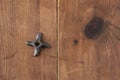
<box><xmin>0</xmin><ymin>0</ymin><xmax>119</xmax><ymax>80</ymax></box>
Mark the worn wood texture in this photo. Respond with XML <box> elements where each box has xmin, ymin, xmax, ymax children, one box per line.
<box><xmin>0</xmin><ymin>0</ymin><xmax>57</xmax><ymax>80</ymax></box>
<box><xmin>0</xmin><ymin>0</ymin><xmax>120</xmax><ymax>80</ymax></box>
<box><xmin>59</xmin><ymin>0</ymin><xmax>120</xmax><ymax>80</ymax></box>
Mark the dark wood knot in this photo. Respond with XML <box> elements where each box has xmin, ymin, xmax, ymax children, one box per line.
<box><xmin>74</xmin><ymin>40</ymin><xmax>78</xmax><ymax>45</ymax></box>
<box><xmin>84</xmin><ymin>17</ymin><xmax>105</xmax><ymax>39</ymax></box>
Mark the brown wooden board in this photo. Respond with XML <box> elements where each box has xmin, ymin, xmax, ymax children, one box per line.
<box><xmin>0</xmin><ymin>0</ymin><xmax>120</xmax><ymax>80</ymax></box>
<box><xmin>59</xmin><ymin>0</ymin><xmax>120</xmax><ymax>80</ymax></box>
<box><xmin>0</xmin><ymin>0</ymin><xmax>57</xmax><ymax>80</ymax></box>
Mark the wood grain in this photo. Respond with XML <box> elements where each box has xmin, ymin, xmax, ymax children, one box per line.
<box><xmin>59</xmin><ymin>0</ymin><xmax>120</xmax><ymax>80</ymax></box>
<box><xmin>0</xmin><ymin>0</ymin><xmax>57</xmax><ymax>80</ymax></box>
<box><xmin>0</xmin><ymin>0</ymin><xmax>120</xmax><ymax>80</ymax></box>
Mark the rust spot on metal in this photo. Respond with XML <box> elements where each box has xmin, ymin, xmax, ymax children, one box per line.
<box><xmin>84</xmin><ymin>17</ymin><xmax>105</xmax><ymax>39</ymax></box>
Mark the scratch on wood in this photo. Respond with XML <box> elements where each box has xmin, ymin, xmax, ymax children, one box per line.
<box><xmin>3</xmin><ymin>54</ymin><xmax>16</xmax><ymax>60</ymax></box>
<box><xmin>48</xmin><ymin>55</ymin><xmax>84</xmax><ymax>64</ymax></box>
